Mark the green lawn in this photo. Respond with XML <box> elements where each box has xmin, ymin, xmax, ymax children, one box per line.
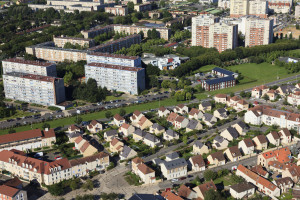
<box><xmin>1</xmin><ymin>110</ymin><xmax>34</xmax><ymax>121</ymax></box>
<box><xmin>196</xmin><ymin>62</ymin><xmax>300</xmax><ymax>98</ymax></box>
<box><xmin>105</xmin><ymin>95</ymin><xmax>124</xmax><ymax>101</ymax></box>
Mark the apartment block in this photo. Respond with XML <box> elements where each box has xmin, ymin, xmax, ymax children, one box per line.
<box><xmin>245</xmin><ymin>17</ymin><xmax>273</xmax><ymax>47</ymax></box>
<box><xmin>88</xmin><ymin>34</ymin><xmax>141</xmax><ymax>53</ymax></box>
<box><xmin>113</xmin><ymin>25</ymin><xmax>171</xmax><ymax>40</ymax></box>
<box><xmin>105</xmin><ymin>5</ymin><xmax>128</xmax><ymax>16</ymax></box>
<box><xmin>3</xmin><ymin>72</ymin><xmax>65</xmax><ymax>106</ymax></box>
<box><xmin>2</xmin><ymin>58</ymin><xmax>57</xmax><ymax>77</ymax></box>
<box><xmin>0</xmin><ymin>149</ymin><xmax>109</xmax><ymax>185</ymax></box>
<box><xmin>87</xmin><ymin>52</ymin><xmax>141</xmax><ymax>67</ymax></box>
<box><xmin>0</xmin><ymin>129</ymin><xmax>56</xmax><ymax>151</ymax></box>
<box><xmin>134</xmin><ymin>3</ymin><xmax>152</xmax><ymax>12</ymax></box>
<box><xmin>218</xmin><ymin>0</ymin><xmax>230</xmax><ymax>9</ymax></box>
<box><xmin>268</xmin><ymin>0</ymin><xmax>292</xmax><ymax>13</ymax></box>
<box><xmin>192</xmin><ymin>15</ymin><xmax>238</xmax><ymax>52</ymax></box>
<box><xmin>26</xmin><ymin>42</ymin><xmax>88</xmax><ymax>62</ymax></box>
<box><xmin>53</xmin><ymin>36</ymin><xmax>95</xmax><ymax>48</ymax></box>
<box><xmin>81</xmin><ymin>25</ymin><xmax>114</xmax><ymax>39</ymax></box>
<box><xmin>296</xmin><ymin>5</ymin><xmax>300</xmax><ymax>18</ymax></box>
<box><xmin>85</xmin><ymin>63</ymin><xmax>145</xmax><ymax>95</ymax></box>
<box><xmin>230</xmin><ymin>0</ymin><xmax>268</xmax><ymax>18</ymax></box>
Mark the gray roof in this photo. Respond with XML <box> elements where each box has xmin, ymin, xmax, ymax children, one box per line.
<box><xmin>212</xmin><ymin>67</ymin><xmax>234</xmax><ymax>76</ymax></box>
<box><xmin>144</xmin><ymin>133</ymin><xmax>159</xmax><ymax>143</ymax></box>
<box><xmin>201</xmin><ymin>101</ymin><xmax>211</xmax><ymax>107</ymax></box>
<box><xmin>226</xmin><ymin>127</ymin><xmax>239</xmax><ymax>139</ymax></box>
<box><xmin>166</xmin><ymin>152</ymin><xmax>179</xmax><ymax>160</ymax></box>
<box><xmin>129</xmin><ymin>194</ymin><xmax>164</xmax><ymax>200</ymax></box>
<box><xmin>230</xmin><ymin>182</ymin><xmax>255</xmax><ymax>194</ymax></box>
<box><xmin>203</xmin><ymin>113</ymin><xmax>214</xmax><ymax>122</ymax></box>
<box><xmin>278</xmin><ymin>84</ymin><xmax>296</xmax><ymax>94</ymax></box>
<box><xmin>186</xmin><ymin>119</ymin><xmax>199</xmax><ymax>130</ymax></box>
<box><xmin>152</xmin><ymin>158</ymin><xmax>165</xmax><ymax>165</ymax></box>
<box><xmin>194</xmin><ymin>140</ymin><xmax>205</xmax><ymax>149</ymax></box>
<box><xmin>165</xmin><ymin>129</ymin><xmax>179</xmax><ymax>137</ymax></box>
<box><xmin>120</xmin><ymin>145</ymin><xmax>135</xmax><ymax>159</ymax></box>
<box><xmin>134</xmin><ymin>129</ymin><xmax>146</xmax><ymax>137</ymax></box>
<box><xmin>236</xmin><ymin>121</ymin><xmax>248</xmax><ymax>129</ymax></box>
<box><xmin>214</xmin><ymin>135</ymin><xmax>225</xmax><ymax>143</ymax></box>
<box><xmin>67</xmin><ymin>132</ymin><xmax>81</xmax><ymax>138</ymax></box>
<box><xmin>162</xmin><ymin>158</ymin><xmax>187</xmax><ymax>170</ymax></box>
<box><xmin>216</xmin><ymin>108</ymin><xmax>227</xmax><ymax>114</ymax></box>
<box><xmin>105</xmin><ymin>129</ymin><xmax>118</xmax><ymax>136</ymax></box>
<box><xmin>152</xmin><ymin>123</ymin><xmax>165</xmax><ymax>131</ymax></box>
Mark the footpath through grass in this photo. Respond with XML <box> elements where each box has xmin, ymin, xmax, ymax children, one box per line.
<box><xmin>2</xmin><ymin>63</ymin><xmax>299</xmax><ymax>135</ymax></box>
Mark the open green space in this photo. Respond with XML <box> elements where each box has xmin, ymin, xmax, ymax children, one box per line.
<box><xmin>105</xmin><ymin>95</ymin><xmax>124</xmax><ymax>101</ymax></box>
<box><xmin>1</xmin><ymin>110</ymin><xmax>34</xmax><ymax>121</ymax></box>
<box><xmin>2</xmin><ymin>63</ymin><xmax>299</xmax><ymax>135</ymax></box>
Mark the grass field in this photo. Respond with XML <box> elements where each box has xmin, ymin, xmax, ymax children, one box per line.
<box><xmin>105</xmin><ymin>95</ymin><xmax>124</xmax><ymax>101</ymax></box>
<box><xmin>2</xmin><ymin>63</ymin><xmax>299</xmax><ymax>135</ymax></box>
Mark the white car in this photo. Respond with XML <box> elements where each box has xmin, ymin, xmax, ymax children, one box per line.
<box><xmin>171</xmin><ymin>179</ymin><xmax>178</xmax><ymax>183</ymax></box>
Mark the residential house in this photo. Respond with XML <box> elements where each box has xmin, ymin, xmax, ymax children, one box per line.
<box><xmin>67</xmin><ymin>132</ymin><xmax>81</xmax><ymax>143</ymax></box>
<box><xmin>273</xmin><ymin>177</ymin><xmax>293</xmax><ymax>193</ymax></box>
<box><xmin>266</xmin><ymin>131</ymin><xmax>281</xmax><ymax>146</ymax></box>
<box><xmin>293</xmin><ymin>188</ymin><xmax>300</xmax><ymax>200</ymax></box>
<box><xmin>213</xmin><ymin>108</ymin><xmax>228</xmax><ymax>120</ymax></box>
<box><xmin>177</xmin><ymin>185</ymin><xmax>198</xmax><ymax>199</ymax></box>
<box><xmin>163</xmin><ymin>129</ymin><xmax>179</xmax><ymax>141</ymax></box>
<box><xmin>174</xmin><ymin>116</ymin><xmax>189</xmax><ymax>129</ymax></box>
<box><xmin>236</xmin><ymin>165</ymin><xmax>280</xmax><ymax>198</ymax></box>
<box><xmin>186</xmin><ymin>120</ymin><xmax>202</xmax><ymax>132</ymax></box>
<box><xmin>174</xmin><ymin>104</ymin><xmax>189</xmax><ymax>114</ymax></box>
<box><xmin>193</xmin><ymin>181</ymin><xmax>217</xmax><ymax>200</ymax></box>
<box><xmin>276</xmin><ymin>85</ymin><xmax>296</xmax><ymax>96</ymax></box>
<box><xmin>278</xmin><ymin>128</ymin><xmax>292</xmax><ymax>145</ymax></box>
<box><xmin>203</xmin><ymin>113</ymin><xmax>217</xmax><ymax>127</ymax></box>
<box><xmin>113</xmin><ymin>114</ymin><xmax>125</xmax><ymax>127</ymax></box>
<box><xmin>119</xmin><ymin>123</ymin><xmax>135</xmax><ymax>136</ymax></box>
<box><xmin>136</xmin><ymin>116</ymin><xmax>153</xmax><ymax>130</ymax></box>
<box><xmin>235</xmin><ymin>99</ymin><xmax>249</xmax><ymax>111</ymax></box>
<box><xmin>132</xmin><ymin>157</ymin><xmax>144</xmax><ymax>174</ymax></box>
<box><xmin>143</xmin><ymin>133</ymin><xmax>160</xmax><ymax>147</ymax></box>
<box><xmin>212</xmin><ymin>135</ymin><xmax>229</xmax><ymax>150</ymax></box>
<box><xmin>104</xmin><ymin>130</ymin><xmax>118</xmax><ymax>142</ymax></box>
<box><xmin>160</xmin><ymin>158</ymin><xmax>188</xmax><ymax>180</ymax></box>
<box><xmin>220</xmin><ymin>127</ymin><xmax>239</xmax><ymax>141</ymax></box>
<box><xmin>282</xmin><ymin>165</ymin><xmax>300</xmax><ymax>183</ymax></box>
<box><xmin>158</xmin><ymin>106</ymin><xmax>170</xmax><ymax>117</ymax></box>
<box><xmin>110</xmin><ymin>138</ymin><xmax>124</xmax><ymax>153</ymax></box>
<box><xmin>166</xmin><ymin>152</ymin><xmax>179</xmax><ymax>161</ymax></box>
<box><xmin>189</xmin><ymin>155</ymin><xmax>205</xmax><ymax>172</ymax></box>
<box><xmin>230</xmin><ymin>182</ymin><xmax>255</xmax><ymax>199</ymax></box>
<box><xmin>136</xmin><ymin>163</ymin><xmax>156</xmax><ymax>184</ymax></box>
<box><xmin>161</xmin><ymin>190</ymin><xmax>184</xmax><ymax>200</ymax></box>
<box><xmin>120</xmin><ymin>145</ymin><xmax>137</xmax><ymax>160</ymax></box>
<box><xmin>188</xmin><ymin>108</ymin><xmax>203</xmax><ymax>120</ymax></box>
<box><xmin>253</xmin><ymin>135</ymin><xmax>268</xmax><ymax>150</ymax></box>
<box><xmin>207</xmin><ymin>151</ymin><xmax>226</xmax><ymax>166</ymax></box>
<box><xmin>238</xmin><ymin>138</ymin><xmax>255</xmax><ymax>155</ymax></box>
<box><xmin>193</xmin><ymin>140</ymin><xmax>210</xmax><ymax>155</ymax></box>
<box><xmin>287</xmin><ymin>90</ymin><xmax>300</xmax><ymax>106</ymax></box>
<box><xmin>257</xmin><ymin>147</ymin><xmax>292</xmax><ymax>167</ymax></box>
<box><xmin>226</xmin><ymin>96</ymin><xmax>240</xmax><ymax>107</ymax></box>
<box><xmin>167</xmin><ymin>112</ymin><xmax>178</xmax><ymax>124</ymax></box>
<box><xmin>74</xmin><ymin>136</ymin><xmax>98</xmax><ymax>157</ymax></box>
<box><xmin>266</xmin><ymin>89</ymin><xmax>278</xmax><ymax>101</ymax></box>
<box><xmin>87</xmin><ymin>120</ymin><xmax>102</xmax><ymax>133</ymax></box>
<box><xmin>214</xmin><ymin>94</ymin><xmax>227</xmax><ymax>103</ymax></box>
<box><xmin>251</xmin><ymin>165</ymin><xmax>269</xmax><ymax>178</ymax></box>
<box><xmin>0</xmin><ymin>185</ymin><xmax>27</xmax><ymax>200</ymax></box>
<box><xmin>130</xmin><ymin>110</ymin><xmax>144</xmax><ymax>123</ymax></box>
<box><xmin>199</xmin><ymin>101</ymin><xmax>212</xmax><ymax>112</ymax></box>
<box><xmin>66</xmin><ymin>125</ymin><xmax>82</xmax><ymax>134</ymax></box>
<box><xmin>132</xmin><ymin>129</ymin><xmax>146</xmax><ymax>142</ymax></box>
<box><xmin>224</xmin><ymin>146</ymin><xmax>242</xmax><ymax>162</ymax></box>
<box><xmin>149</xmin><ymin>123</ymin><xmax>165</xmax><ymax>135</ymax></box>
<box><xmin>232</xmin><ymin>121</ymin><xmax>248</xmax><ymax>136</ymax></box>
<box><xmin>251</xmin><ymin>85</ymin><xmax>269</xmax><ymax>98</ymax></box>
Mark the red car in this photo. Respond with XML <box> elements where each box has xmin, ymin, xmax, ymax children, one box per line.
<box><xmin>55</xmin><ymin>156</ymin><xmax>62</xmax><ymax>160</ymax></box>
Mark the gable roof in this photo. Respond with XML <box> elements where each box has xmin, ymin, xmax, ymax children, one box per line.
<box><xmin>194</xmin><ymin>140</ymin><xmax>205</xmax><ymax>149</ymax></box>
<box><xmin>255</xmin><ymin>135</ymin><xmax>267</xmax><ymax>144</ymax></box>
<box><xmin>227</xmin><ymin>146</ymin><xmax>242</xmax><ymax>157</ymax></box>
<box><xmin>162</xmin><ymin>158</ymin><xmax>187</xmax><ymax>170</ymax></box>
<box><xmin>279</xmin><ymin>128</ymin><xmax>291</xmax><ymax>137</ymax></box>
<box><xmin>212</xmin><ymin>67</ymin><xmax>234</xmax><ymax>76</ymax></box>
<box><xmin>186</xmin><ymin>119</ymin><xmax>199</xmax><ymax>130</ymax></box>
<box><xmin>177</xmin><ymin>185</ymin><xmax>194</xmax><ymax>198</ymax></box>
<box><xmin>190</xmin><ymin>155</ymin><xmax>205</xmax><ymax>167</ymax></box>
<box><xmin>201</xmin><ymin>101</ymin><xmax>211</xmax><ymax>107</ymax></box>
<box><xmin>133</xmin><ymin>110</ymin><xmax>142</xmax><ymax>117</ymax></box>
<box><xmin>251</xmin><ymin>165</ymin><xmax>268</xmax><ymax>176</ymax></box>
<box><xmin>120</xmin><ymin>145</ymin><xmax>135</xmax><ymax>159</ymax></box>
<box><xmin>215</xmin><ymin>94</ymin><xmax>227</xmax><ymax>98</ymax></box>
<box><xmin>204</xmin><ymin>76</ymin><xmax>235</xmax><ymax>85</ymax></box>
<box><xmin>152</xmin><ymin>123</ymin><xmax>164</xmax><ymax>131</ymax></box>
<box><xmin>196</xmin><ymin>180</ymin><xmax>217</xmax><ymax>196</ymax></box>
<box><xmin>137</xmin><ymin>163</ymin><xmax>154</xmax><ymax>175</ymax></box>
<box><xmin>167</xmin><ymin>112</ymin><xmax>178</xmax><ymax>122</ymax></box>
<box><xmin>203</xmin><ymin>113</ymin><xmax>214</xmax><ymax>122</ymax></box>
<box><xmin>166</xmin><ymin>152</ymin><xmax>179</xmax><ymax>160</ymax></box>
<box><xmin>241</xmin><ymin>138</ymin><xmax>254</xmax><ymax>147</ymax></box>
<box><xmin>138</xmin><ymin>116</ymin><xmax>149</xmax><ymax>126</ymax></box>
<box><xmin>274</xmin><ymin>177</ymin><xmax>293</xmax><ymax>187</ymax></box>
<box><xmin>69</xmin><ymin>152</ymin><xmax>108</xmax><ymax>166</ymax></box>
<box><xmin>132</xmin><ymin>157</ymin><xmax>144</xmax><ymax>164</ymax></box>
<box><xmin>230</xmin><ymin>182</ymin><xmax>255</xmax><ymax>193</ymax></box>
<box><xmin>0</xmin><ymin>185</ymin><xmax>19</xmax><ymax>197</ymax></box>
<box><xmin>161</xmin><ymin>190</ymin><xmax>183</xmax><ymax>200</ymax></box>
<box><xmin>189</xmin><ymin>108</ymin><xmax>200</xmax><ymax>115</ymax></box>
<box><xmin>165</xmin><ymin>129</ymin><xmax>178</xmax><ymax>137</ymax></box>
<box><xmin>225</xmin><ymin>127</ymin><xmax>239</xmax><ymax>139</ymax></box>
<box><xmin>3</xmin><ymin>177</ymin><xmax>22</xmax><ymax>188</ymax></box>
<box><xmin>209</xmin><ymin>151</ymin><xmax>225</xmax><ymax>161</ymax></box>
<box><xmin>269</xmin><ymin>131</ymin><xmax>280</xmax><ymax>140</ymax></box>
<box><xmin>120</xmin><ymin>123</ymin><xmax>130</xmax><ymax>129</ymax></box>
<box><xmin>159</xmin><ymin>106</ymin><xmax>167</xmax><ymax>112</ymax></box>
<box><xmin>90</xmin><ymin>120</ymin><xmax>100</xmax><ymax>126</ymax></box>
<box><xmin>105</xmin><ymin>129</ymin><xmax>118</xmax><ymax>137</ymax></box>
<box><xmin>175</xmin><ymin>115</ymin><xmax>186</xmax><ymax>123</ymax></box>
<box><xmin>114</xmin><ymin>114</ymin><xmax>125</xmax><ymax>121</ymax></box>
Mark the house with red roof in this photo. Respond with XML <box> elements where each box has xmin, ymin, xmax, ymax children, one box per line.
<box><xmin>158</xmin><ymin>106</ymin><xmax>170</xmax><ymax>117</ymax></box>
<box><xmin>119</xmin><ymin>123</ymin><xmax>135</xmax><ymax>136</ymax></box>
<box><xmin>113</xmin><ymin>114</ymin><xmax>125</xmax><ymax>127</ymax></box>
<box><xmin>174</xmin><ymin>115</ymin><xmax>189</xmax><ymax>129</ymax></box>
<box><xmin>87</xmin><ymin>120</ymin><xmax>103</xmax><ymax>133</ymax></box>
<box><xmin>266</xmin><ymin>131</ymin><xmax>281</xmax><ymax>146</ymax></box>
<box><xmin>136</xmin><ymin>116</ymin><xmax>153</xmax><ymax>130</ymax></box>
<box><xmin>287</xmin><ymin>90</ymin><xmax>300</xmax><ymax>106</ymax></box>
<box><xmin>282</xmin><ymin>164</ymin><xmax>300</xmax><ymax>183</ymax></box>
<box><xmin>177</xmin><ymin>185</ymin><xmax>198</xmax><ymax>199</ymax></box>
<box><xmin>0</xmin><ymin>185</ymin><xmax>27</xmax><ymax>200</ymax></box>
<box><xmin>161</xmin><ymin>190</ymin><xmax>183</xmax><ymax>200</ymax></box>
<box><xmin>174</xmin><ymin>104</ymin><xmax>189</xmax><ymax>115</ymax></box>
<box><xmin>189</xmin><ymin>155</ymin><xmax>205</xmax><ymax>172</ymax></box>
<box><xmin>131</xmin><ymin>157</ymin><xmax>156</xmax><ymax>184</ymax></box>
<box><xmin>188</xmin><ymin>108</ymin><xmax>203</xmax><ymax>120</ymax></box>
<box><xmin>257</xmin><ymin>147</ymin><xmax>292</xmax><ymax>168</ymax></box>
<box><xmin>236</xmin><ymin>164</ymin><xmax>280</xmax><ymax>198</ymax></box>
<box><xmin>110</xmin><ymin>138</ymin><xmax>124</xmax><ymax>153</ymax></box>
<box><xmin>214</xmin><ymin>94</ymin><xmax>227</xmax><ymax>103</ymax></box>
<box><xmin>193</xmin><ymin>180</ymin><xmax>217</xmax><ymax>200</ymax></box>
<box><xmin>74</xmin><ymin>136</ymin><xmax>98</xmax><ymax>157</ymax></box>
<box><xmin>251</xmin><ymin>85</ymin><xmax>269</xmax><ymax>99</ymax></box>
<box><xmin>66</xmin><ymin>124</ymin><xmax>82</xmax><ymax>134</ymax></box>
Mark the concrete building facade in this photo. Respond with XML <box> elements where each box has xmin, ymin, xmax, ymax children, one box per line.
<box><xmin>105</xmin><ymin>5</ymin><xmax>128</xmax><ymax>16</ymax></box>
<box><xmin>53</xmin><ymin>36</ymin><xmax>95</xmax><ymax>48</ymax></box>
<box><xmin>87</xmin><ymin>52</ymin><xmax>141</xmax><ymax>67</ymax></box>
<box><xmin>230</xmin><ymin>0</ymin><xmax>268</xmax><ymax>18</ymax></box>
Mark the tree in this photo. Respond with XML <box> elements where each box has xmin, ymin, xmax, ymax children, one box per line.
<box><xmin>240</xmin><ymin>91</ymin><xmax>246</xmax><ymax>98</ymax></box>
<box><xmin>75</xmin><ymin>194</ymin><xmax>95</xmax><ymax>200</ymax></box>
<box><xmin>82</xmin><ymin>179</ymin><xmax>94</xmax><ymax>191</ymax></box>
<box><xmin>182</xmin><ymin>135</ymin><xmax>188</xmax><ymax>144</ymax></box>
<box><xmin>204</xmin><ymin>189</ymin><xmax>224</xmax><ymax>200</ymax></box>
<box><xmin>195</xmin><ymin>84</ymin><xmax>204</xmax><ymax>93</ymax></box>
<box><xmin>119</xmin><ymin>108</ymin><xmax>126</xmax><ymax>116</ymax></box>
<box><xmin>70</xmin><ymin>179</ymin><xmax>79</xmax><ymax>190</ymax></box>
<box><xmin>63</xmin><ymin>71</ymin><xmax>73</xmax><ymax>85</ymax></box>
<box><xmin>186</xmin><ymin>92</ymin><xmax>192</xmax><ymax>101</ymax></box>
<box><xmin>42</xmin><ymin>123</ymin><xmax>50</xmax><ymax>130</ymax></box>
<box><xmin>101</xmin><ymin>193</ymin><xmax>119</xmax><ymax>200</ymax></box>
<box><xmin>47</xmin><ymin>183</ymin><xmax>64</xmax><ymax>196</ymax></box>
<box><xmin>262</xmin><ymin>94</ymin><xmax>269</xmax><ymax>101</ymax></box>
<box><xmin>105</xmin><ymin>111</ymin><xmax>112</xmax><ymax>119</ymax></box>
<box><xmin>74</xmin><ymin>116</ymin><xmax>83</xmax><ymax>125</ymax></box>
<box><xmin>127</xmin><ymin>2</ymin><xmax>134</xmax><ymax>13</ymax></box>
<box><xmin>203</xmin><ymin>170</ymin><xmax>217</xmax><ymax>181</ymax></box>
<box><xmin>8</xmin><ymin>129</ymin><xmax>16</xmax><ymax>134</ymax></box>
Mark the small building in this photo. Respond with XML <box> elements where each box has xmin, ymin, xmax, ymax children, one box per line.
<box><xmin>143</xmin><ymin>133</ymin><xmax>160</xmax><ymax>147</ymax></box>
<box><xmin>186</xmin><ymin>120</ymin><xmax>202</xmax><ymax>132</ymax></box>
<box><xmin>174</xmin><ymin>116</ymin><xmax>189</xmax><ymax>129</ymax></box>
<box><xmin>199</xmin><ymin>101</ymin><xmax>212</xmax><ymax>112</ymax></box>
<box><xmin>193</xmin><ymin>141</ymin><xmax>209</xmax><ymax>155</ymax></box>
<box><xmin>66</xmin><ymin>124</ymin><xmax>82</xmax><ymax>134</ymax></box>
<box><xmin>193</xmin><ymin>181</ymin><xmax>217</xmax><ymax>200</ymax></box>
<box><xmin>119</xmin><ymin>123</ymin><xmax>135</xmax><ymax>136</ymax></box>
<box><xmin>104</xmin><ymin>130</ymin><xmax>118</xmax><ymax>142</ymax></box>
<box><xmin>87</xmin><ymin>120</ymin><xmax>103</xmax><ymax>133</ymax></box>
<box><xmin>113</xmin><ymin>114</ymin><xmax>125</xmax><ymax>127</ymax></box>
<box><xmin>253</xmin><ymin>135</ymin><xmax>268</xmax><ymax>150</ymax></box>
<box><xmin>110</xmin><ymin>138</ymin><xmax>124</xmax><ymax>153</ymax></box>
<box><xmin>213</xmin><ymin>108</ymin><xmax>228</xmax><ymax>120</ymax></box>
<box><xmin>163</xmin><ymin>129</ymin><xmax>179</xmax><ymax>141</ymax></box>
<box><xmin>189</xmin><ymin>155</ymin><xmax>205</xmax><ymax>172</ymax></box>
<box><xmin>174</xmin><ymin>104</ymin><xmax>189</xmax><ymax>114</ymax></box>
<box><xmin>137</xmin><ymin>116</ymin><xmax>153</xmax><ymax>130</ymax></box>
<box><xmin>177</xmin><ymin>185</ymin><xmax>198</xmax><ymax>199</ymax></box>
<box><xmin>238</xmin><ymin>138</ymin><xmax>255</xmax><ymax>155</ymax></box>
<box><xmin>273</xmin><ymin>177</ymin><xmax>294</xmax><ymax>193</ymax></box>
<box><xmin>120</xmin><ymin>145</ymin><xmax>137</xmax><ymax>160</ymax></box>
<box><xmin>251</xmin><ymin>85</ymin><xmax>269</xmax><ymax>99</ymax></box>
<box><xmin>224</xmin><ymin>146</ymin><xmax>242</xmax><ymax>162</ymax></box>
<box><xmin>207</xmin><ymin>151</ymin><xmax>226</xmax><ymax>166</ymax></box>
<box><xmin>230</xmin><ymin>182</ymin><xmax>255</xmax><ymax>199</ymax></box>
<box><xmin>202</xmin><ymin>113</ymin><xmax>217</xmax><ymax>127</ymax></box>
<box><xmin>158</xmin><ymin>106</ymin><xmax>170</xmax><ymax>117</ymax></box>
<box><xmin>278</xmin><ymin>128</ymin><xmax>292</xmax><ymax>145</ymax></box>
<box><xmin>266</xmin><ymin>131</ymin><xmax>281</xmax><ymax>146</ymax></box>
<box><xmin>160</xmin><ymin>158</ymin><xmax>188</xmax><ymax>180</ymax></box>
<box><xmin>220</xmin><ymin>127</ymin><xmax>239</xmax><ymax>141</ymax></box>
<box><xmin>74</xmin><ymin>136</ymin><xmax>98</xmax><ymax>157</ymax></box>
<box><xmin>214</xmin><ymin>94</ymin><xmax>227</xmax><ymax>103</ymax></box>
<box><xmin>231</xmin><ymin>121</ymin><xmax>248</xmax><ymax>136</ymax></box>
<box><xmin>188</xmin><ymin>108</ymin><xmax>203</xmax><ymax>120</ymax></box>
<box><xmin>212</xmin><ymin>135</ymin><xmax>229</xmax><ymax>150</ymax></box>
<box><xmin>149</xmin><ymin>123</ymin><xmax>165</xmax><ymax>135</ymax></box>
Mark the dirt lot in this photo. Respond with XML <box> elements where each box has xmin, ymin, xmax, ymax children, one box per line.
<box><xmin>274</xmin><ymin>26</ymin><xmax>300</xmax><ymax>39</ymax></box>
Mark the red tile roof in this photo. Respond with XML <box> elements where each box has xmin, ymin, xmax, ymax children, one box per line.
<box><xmin>190</xmin><ymin>155</ymin><xmax>205</xmax><ymax>168</ymax></box>
<box><xmin>133</xmin><ymin>110</ymin><xmax>142</xmax><ymax>117</ymax></box>
<box><xmin>159</xmin><ymin>106</ymin><xmax>167</xmax><ymax>112</ymax></box>
<box><xmin>74</xmin><ymin>136</ymin><xmax>83</xmax><ymax>144</ymax></box>
<box><xmin>138</xmin><ymin>116</ymin><xmax>148</xmax><ymax>126</ymax></box>
<box><xmin>80</xmin><ymin>141</ymin><xmax>90</xmax><ymax>153</ymax></box>
<box><xmin>197</xmin><ymin>180</ymin><xmax>217</xmax><ymax>196</ymax></box>
<box><xmin>189</xmin><ymin>108</ymin><xmax>200</xmax><ymax>116</ymax></box>
<box><xmin>215</xmin><ymin>94</ymin><xmax>227</xmax><ymax>98</ymax></box>
<box><xmin>111</xmin><ymin>138</ymin><xmax>121</xmax><ymax>147</ymax></box>
<box><xmin>0</xmin><ymin>185</ymin><xmax>19</xmax><ymax>197</ymax></box>
<box><xmin>177</xmin><ymin>185</ymin><xmax>193</xmax><ymax>198</ymax></box>
<box><xmin>69</xmin><ymin>152</ymin><xmax>108</xmax><ymax>166</ymax></box>
<box><xmin>137</xmin><ymin>163</ymin><xmax>154</xmax><ymax>175</ymax></box>
<box><xmin>114</xmin><ymin>114</ymin><xmax>125</xmax><ymax>121</ymax></box>
<box><xmin>132</xmin><ymin>157</ymin><xmax>143</xmax><ymax>164</ymax></box>
<box><xmin>167</xmin><ymin>112</ymin><xmax>178</xmax><ymax>122</ymax></box>
<box><xmin>120</xmin><ymin>123</ymin><xmax>130</xmax><ymax>129</ymax></box>
<box><xmin>251</xmin><ymin>165</ymin><xmax>268</xmax><ymax>176</ymax></box>
<box><xmin>175</xmin><ymin>116</ymin><xmax>185</xmax><ymax>123</ymax></box>
<box><xmin>242</xmin><ymin>138</ymin><xmax>254</xmax><ymax>147</ymax></box>
<box><xmin>3</xmin><ymin>177</ymin><xmax>22</xmax><ymax>188</ymax></box>
<box><xmin>0</xmin><ymin>129</ymin><xmax>43</xmax><ymax>145</ymax></box>
<box><xmin>161</xmin><ymin>190</ymin><xmax>184</xmax><ymax>200</ymax></box>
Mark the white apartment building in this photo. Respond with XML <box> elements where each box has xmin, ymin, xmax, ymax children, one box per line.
<box><xmin>105</xmin><ymin>5</ymin><xmax>128</xmax><ymax>16</ymax></box>
<box><xmin>192</xmin><ymin>15</ymin><xmax>238</xmax><ymax>52</ymax></box>
<box><xmin>218</xmin><ymin>0</ymin><xmax>230</xmax><ymax>9</ymax></box>
<box><xmin>244</xmin><ymin>105</ymin><xmax>300</xmax><ymax>133</ymax></box>
<box><xmin>245</xmin><ymin>17</ymin><xmax>273</xmax><ymax>47</ymax></box>
<box><xmin>53</xmin><ymin>36</ymin><xmax>95</xmax><ymax>48</ymax></box>
<box><xmin>268</xmin><ymin>0</ymin><xmax>292</xmax><ymax>13</ymax></box>
<box><xmin>87</xmin><ymin>52</ymin><xmax>141</xmax><ymax>67</ymax></box>
<box><xmin>160</xmin><ymin>158</ymin><xmax>188</xmax><ymax>180</ymax></box>
<box><xmin>2</xmin><ymin>58</ymin><xmax>57</xmax><ymax>77</ymax></box>
<box><xmin>296</xmin><ymin>5</ymin><xmax>300</xmax><ymax>18</ymax></box>
<box><xmin>230</xmin><ymin>0</ymin><xmax>268</xmax><ymax>18</ymax></box>
<box><xmin>3</xmin><ymin>72</ymin><xmax>65</xmax><ymax>106</ymax></box>
<box><xmin>85</xmin><ymin>63</ymin><xmax>145</xmax><ymax>95</ymax></box>
<box><xmin>142</xmin><ymin>54</ymin><xmax>181</xmax><ymax>70</ymax></box>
